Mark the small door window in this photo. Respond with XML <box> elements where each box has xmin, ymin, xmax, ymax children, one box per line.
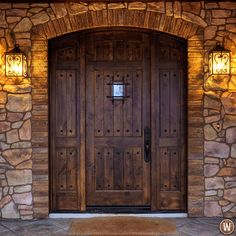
<box><xmin>112</xmin><ymin>82</ymin><xmax>125</xmax><ymax>99</ymax></box>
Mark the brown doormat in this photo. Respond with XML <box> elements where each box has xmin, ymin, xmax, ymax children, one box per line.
<box><xmin>69</xmin><ymin>216</ymin><xmax>177</xmax><ymax>235</ymax></box>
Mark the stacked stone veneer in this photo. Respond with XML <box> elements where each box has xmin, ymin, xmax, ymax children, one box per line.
<box><xmin>0</xmin><ymin>79</ymin><xmax>33</xmax><ymax>219</ymax></box>
<box><xmin>204</xmin><ymin>92</ymin><xmax>236</xmax><ymax>217</ymax></box>
<box><xmin>0</xmin><ymin>1</ymin><xmax>235</xmax><ymax>219</ymax></box>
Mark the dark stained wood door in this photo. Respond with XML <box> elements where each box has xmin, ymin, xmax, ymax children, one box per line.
<box><xmin>49</xmin><ymin>29</ymin><xmax>187</xmax><ymax>212</ymax></box>
<box><xmin>152</xmin><ymin>35</ymin><xmax>187</xmax><ymax>211</ymax></box>
<box><xmin>85</xmin><ymin>32</ymin><xmax>151</xmax><ymax>206</ymax></box>
<box><xmin>49</xmin><ymin>35</ymin><xmax>82</xmax><ymax>211</ymax></box>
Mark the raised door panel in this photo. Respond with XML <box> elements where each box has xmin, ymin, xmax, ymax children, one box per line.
<box><xmin>53</xmin><ymin>69</ymin><xmax>79</xmax><ymax>210</ymax></box>
<box><xmin>55</xmin><ymin>70</ymin><xmax>77</xmax><ymax>137</ymax></box>
<box><xmin>86</xmin><ymin>69</ymin><xmax>149</xmax><ymax>206</ymax></box>
<box><xmin>93</xmin><ymin>70</ymin><xmax>143</xmax><ymax>138</ymax></box>
<box><xmin>94</xmin><ymin>147</ymin><xmax>143</xmax><ymax>192</ymax></box>
<box><xmin>94</xmin><ymin>40</ymin><xmax>143</xmax><ymax>62</ymax></box>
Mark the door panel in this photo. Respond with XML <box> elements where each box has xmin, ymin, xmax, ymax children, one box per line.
<box><xmin>86</xmin><ymin>32</ymin><xmax>150</xmax><ymax>206</ymax></box>
<box><xmin>52</xmin><ymin>69</ymin><xmax>79</xmax><ymax>210</ymax></box>
<box><xmin>155</xmin><ymin>36</ymin><xmax>186</xmax><ymax>210</ymax></box>
<box><xmin>49</xmin><ymin>36</ymin><xmax>81</xmax><ymax>211</ymax></box>
<box><xmin>49</xmin><ymin>29</ymin><xmax>186</xmax><ymax>212</ymax></box>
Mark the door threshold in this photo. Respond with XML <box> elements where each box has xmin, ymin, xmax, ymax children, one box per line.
<box><xmin>49</xmin><ymin>213</ymin><xmax>188</xmax><ymax>218</ymax></box>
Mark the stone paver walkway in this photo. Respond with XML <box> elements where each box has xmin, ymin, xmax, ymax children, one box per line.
<box><xmin>0</xmin><ymin>217</ymin><xmax>235</xmax><ymax>236</ymax></box>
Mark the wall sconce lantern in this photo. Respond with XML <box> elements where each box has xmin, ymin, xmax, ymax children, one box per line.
<box><xmin>209</xmin><ymin>42</ymin><xmax>230</xmax><ymax>76</ymax></box>
<box><xmin>5</xmin><ymin>45</ymin><xmax>27</xmax><ymax>77</ymax></box>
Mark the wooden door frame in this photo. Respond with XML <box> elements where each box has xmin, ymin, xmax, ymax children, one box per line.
<box><xmin>49</xmin><ymin>27</ymin><xmax>187</xmax><ymax>213</ymax></box>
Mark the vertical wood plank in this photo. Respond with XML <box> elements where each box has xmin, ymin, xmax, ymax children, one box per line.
<box><xmin>113</xmin><ymin>148</ymin><xmax>124</xmax><ymax>190</ymax></box>
<box><xmin>67</xmin><ymin>148</ymin><xmax>77</xmax><ymax>191</ymax></box>
<box><xmin>160</xmin><ymin>148</ymin><xmax>170</xmax><ymax>190</ymax></box>
<box><xmin>66</xmin><ymin>70</ymin><xmax>76</xmax><ymax>137</ymax></box>
<box><xmin>104</xmin><ymin>148</ymin><xmax>114</xmax><ymax>190</ymax></box>
<box><xmin>115</xmin><ymin>41</ymin><xmax>125</xmax><ymax>61</ymax></box>
<box><xmin>123</xmin><ymin>73</ymin><xmax>133</xmax><ymax>137</ymax></box>
<box><xmin>132</xmin><ymin>70</ymin><xmax>142</xmax><ymax>137</ymax></box>
<box><xmin>113</xmin><ymin>72</ymin><xmax>124</xmax><ymax>137</ymax></box>
<box><xmin>95</xmin><ymin>148</ymin><xmax>104</xmax><ymax>190</ymax></box>
<box><xmin>94</xmin><ymin>71</ymin><xmax>104</xmax><ymax>137</ymax></box>
<box><xmin>160</xmin><ymin>70</ymin><xmax>170</xmax><ymax>137</ymax></box>
<box><xmin>86</xmin><ymin>68</ymin><xmax>96</xmax><ymax>204</ymax></box>
<box><xmin>56</xmin><ymin>70</ymin><xmax>67</xmax><ymax>137</ymax></box>
<box><xmin>170</xmin><ymin>71</ymin><xmax>179</xmax><ymax>137</ymax></box>
<box><xmin>104</xmin><ymin>41</ymin><xmax>113</xmax><ymax>61</ymax></box>
<box><xmin>124</xmin><ymin>148</ymin><xmax>134</xmax><ymax>190</ymax></box>
<box><xmin>130</xmin><ymin>41</ymin><xmax>142</xmax><ymax>61</ymax></box>
<box><xmin>57</xmin><ymin>149</ymin><xmax>67</xmax><ymax>191</ymax></box>
<box><xmin>133</xmin><ymin>147</ymin><xmax>142</xmax><ymax>190</ymax></box>
<box><xmin>104</xmin><ymin>72</ymin><xmax>114</xmax><ymax>136</ymax></box>
<box><xmin>170</xmin><ymin>149</ymin><xmax>179</xmax><ymax>191</ymax></box>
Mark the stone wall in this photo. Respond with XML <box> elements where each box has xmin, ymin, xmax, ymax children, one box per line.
<box><xmin>0</xmin><ymin>79</ymin><xmax>33</xmax><ymax>219</ymax></box>
<box><xmin>0</xmin><ymin>1</ymin><xmax>235</xmax><ymax>219</ymax></box>
<box><xmin>204</xmin><ymin>92</ymin><xmax>236</xmax><ymax>217</ymax></box>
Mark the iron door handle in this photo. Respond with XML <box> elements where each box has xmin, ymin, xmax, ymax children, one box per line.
<box><xmin>144</xmin><ymin>127</ymin><xmax>151</xmax><ymax>163</ymax></box>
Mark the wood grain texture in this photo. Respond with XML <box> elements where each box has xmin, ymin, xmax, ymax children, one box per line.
<box><xmin>49</xmin><ymin>35</ymin><xmax>80</xmax><ymax>211</ymax></box>
<box><xmin>86</xmin><ymin>31</ymin><xmax>150</xmax><ymax>206</ymax></box>
<box><xmin>49</xmin><ymin>29</ymin><xmax>187</xmax><ymax>212</ymax></box>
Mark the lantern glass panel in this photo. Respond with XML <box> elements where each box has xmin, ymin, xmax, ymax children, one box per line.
<box><xmin>209</xmin><ymin>44</ymin><xmax>230</xmax><ymax>76</ymax></box>
<box><xmin>5</xmin><ymin>47</ymin><xmax>27</xmax><ymax>77</ymax></box>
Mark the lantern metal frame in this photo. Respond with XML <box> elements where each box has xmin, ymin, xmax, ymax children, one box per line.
<box><xmin>208</xmin><ymin>42</ymin><xmax>230</xmax><ymax>76</ymax></box>
<box><xmin>5</xmin><ymin>44</ymin><xmax>27</xmax><ymax>78</ymax></box>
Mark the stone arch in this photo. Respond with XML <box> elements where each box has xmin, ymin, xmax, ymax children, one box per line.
<box><xmin>30</xmin><ymin>9</ymin><xmax>205</xmax><ymax>218</ymax></box>
<box><xmin>32</xmin><ymin>10</ymin><xmax>201</xmax><ymax>40</ymax></box>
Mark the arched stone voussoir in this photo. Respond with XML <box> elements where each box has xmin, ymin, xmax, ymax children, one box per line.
<box><xmin>32</xmin><ymin>9</ymin><xmax>202</xmax><ymax>40</ymax></box>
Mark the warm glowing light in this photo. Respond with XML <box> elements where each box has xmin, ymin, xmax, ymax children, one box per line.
<box><xmin>209</xmin><ymin>43</ymin><xmax>230</xmax><ymax>75</ymax></box>
<box><xmin>5</xmin><ymin>45</ymin><xmax>27</xmax><ymax>77</ymax></box>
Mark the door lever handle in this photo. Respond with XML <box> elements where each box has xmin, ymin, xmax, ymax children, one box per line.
<box><xmin>144</xmin><ymin>127</ymin><xmax>151</xmax><ymax>163</ymax></box>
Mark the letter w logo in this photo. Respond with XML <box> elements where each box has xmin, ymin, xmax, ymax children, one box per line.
<box><xmin>223</xmin><ymin>222</ymin><xmax>232</xmax><ymax>232</ymax></box>
<box><xmin>219</xmin><ymin>219</ymin><xmax>235</xmax><ymax>235</ymax></box>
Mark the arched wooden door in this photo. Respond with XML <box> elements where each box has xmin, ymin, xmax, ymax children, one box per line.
<box><xmin>49</xmin><ymin>29</ymin><xmax>187</xmax><ymax>212</ymax></box>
